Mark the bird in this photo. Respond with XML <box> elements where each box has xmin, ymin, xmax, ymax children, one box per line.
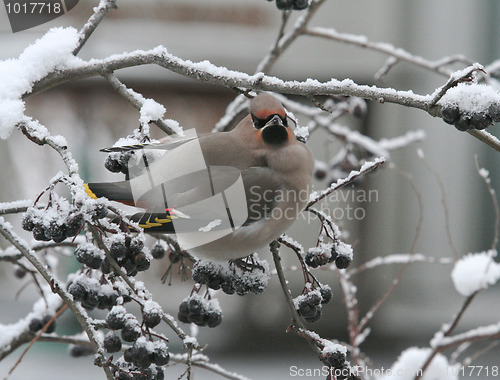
<box><xmin>84</xmin><ymin>93</ymin><xmax>314</xmax><ymax>262</ymax></box>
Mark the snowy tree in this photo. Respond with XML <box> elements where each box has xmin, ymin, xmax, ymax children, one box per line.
<box><xmin>1</xmin><ymin>1</ymin><xmax>500</xmax><ymax>379</ymax></box>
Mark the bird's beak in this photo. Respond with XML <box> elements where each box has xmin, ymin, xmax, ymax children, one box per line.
<box><xmin>263</xmin><ymin>114</ymin><xmax>285</xmax><ymax>129</ymax></box>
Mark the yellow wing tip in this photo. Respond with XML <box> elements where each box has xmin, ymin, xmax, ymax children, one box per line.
<box><xmin>84</xmin><ymin>183</ymin><xmax>98</xmax><ymax>199</ymax></box>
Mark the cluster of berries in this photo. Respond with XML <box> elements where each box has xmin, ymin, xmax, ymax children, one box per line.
<box><xmin>267</xmin><ymin>0</ymin><xmax>309</xmax><ymax>11</ymax></box>
<box><xmin>67</xmin><ymin>274</ymin><xmax>123</xmax><ymax>311</ymax></box>
<box><xmin>192</xmin><ymin>257</ymin><xmax>269</xmax><ymax>295</ymax></box>
<box><xmin>105</xmin><ymin>234</ymin><xmax>151</xmax><ymax>277</ymax></box>
<box><xmin>305</xmin><ymin>243</ymin><xmax>352</xmax><ymax>270</ymax></box>
<box><xmin>113</xmin><ymin>359</ymin><xmax>165</xmax><ymax>380</ymax></box>
<box><xmin>123</xmin><ymin>337</ymin><xmax>170</xmax><ymax>369</ymax></box>
<box><xmin>323</xmin><ymin>349</ymin><xmax>361</xmax><ymax>380</ymax></box>
<box><xmin>178</xmin><ymin>295</ymin><xmax>222</xmax><ymax>328</ymax></box>
<box><xmin>22</xmin><ymin>206</ymin><xmax>84</xmax><ymax>243</ymax></box>
<box><xmin>442</xmin><ymin>103</ymin><xmax>500</xmax><ymax>131</ymax></box>
<box><xmin>294</xmin><ymin>286</ymin><xmax>332</xmax><ymax>323</ymax></box>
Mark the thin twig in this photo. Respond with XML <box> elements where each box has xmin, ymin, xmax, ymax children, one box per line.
<box><xmin>73</xmin><ymin>0</ymin><xmax>118</xmax><ymax>56</ymax></box>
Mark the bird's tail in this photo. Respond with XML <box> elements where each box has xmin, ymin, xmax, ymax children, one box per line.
<box><xmin>84</xmin><ymin>182</ymin><xmax>176</xmax><ymax>233</ymax></box>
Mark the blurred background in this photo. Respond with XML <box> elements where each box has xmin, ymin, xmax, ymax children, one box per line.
<box><xmin>1</xmin><ymin>0</ymin><xmax>500</xmax><ymax>379</ymax></box>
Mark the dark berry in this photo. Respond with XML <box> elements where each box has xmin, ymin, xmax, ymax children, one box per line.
<box><xmin>303</xmin><ymin>307</ymin><xmax>322</xmax><ymax>323</ymax></box>
<box><xmin>129</xmin><ymin>237</ymin><xmax>144</xmax><ymax>254</ymax></box>
<box><xmin>122</xmin><ymin>257</ymin><xmax>138</xmax><ymax>277</ymax></box>
<box><xmin>471</xmin><ymin>112</ymin><xmax>492</xmax><ymax>130</ymax></box>
<box><xmin>293</xmin><ymin>0</ymin><xmax>309</xmax><ymax>10</ymax></box>
<box><xmin>21</xmin><ymin>213</ymin><xmax>35</xmax><ymax>231</ymax></box>
<box><xmin>134</xmin><ymin>252</ymin><xmax>150</xmax><ymax>272</ymax></box>
<box><xmin>329</xmin><ymin>246</ymin><xmax>339</xmax><ymax>263</ymax></box>
<box><xmin>29</xmin><ymin>318</ymin><xmax>43</xmax><ymax>333</ymax></box>
<box><xmin>320</xmin><ymin>286</ymin><xmax>333</xmax><ymax>304</ymax></box>
<box><xmin>276</xmin><ymin>0</ymin><xmax>293</xmax><ymax>10</ymax></box>
<box><xmin>151</xmin><ymin>243</ymin><xmax>166</xmax><ymax>259</ymax></box>
<box><xmin>335</xmin><ymin>255</ymin><xmax>352</xmax><ymax>269</ymax></box>
<box><xmin>110</xmin><ymin>240</ymin><xmax>127</xmax><ymax>260</ymax></box>
<box><xmin>90</xmin><ymin>203</ymin><xmax>108</xmax><ymax>220</ymax></box>
<box><xmin>103</xmin><ymin>332</ymin><xmax>122</xmax><ymax>353</ymax></box>
<box><xmin>33</xmin><ymin>224</ymin><xmax>50</xmax><ymax>241</ymax></box>
<box><xmin>81</xmin><ymin>288</ymin><xmax>99</xmax><ymax>310</ymax></box>
<box><xmin>14</xmin><ymin>266</ymin><xmax>27</xmax><ymax>279</ymax></box>
<box><xmin>69</xmin><ymin>345</ymin><xmax>94</xmax><ymax>357</ymax></box>
<box><xmin>133</xmin><ymin>344</ymin><xmax>152</xmax><ymax>369</ymax></box>
<box><xmin>66</xmin><ymin>213</ymin><xmax>84</xmax><ymax>237</ymax></box>
<box><xmin>123</xmin><ymin>347</ymin><xmax>135</xmax><ymax>363</ymax></box>
<box><xmin>152</xmin><ymin>344</ymin><xmax>170</xmax><ymax>366</ymax></box>
<box><xmin>106</xmin><ymin>307</ymin><xmax>127</xmax><ymax>330</ymax></box>
<box><xmin>206</xmin><ymin>310</ymin><xmax>222</xmax><ymax>328</ymax></box>
<box><xmin>143</xmin><ymin>311</ymin><xmax>161</xmax><ymax>329</ymax></box>
<box><xmin>441</xmin><ymin>105</ymin><xmax>460</xmax><ymax>125</ymax></box>
<box><xmin>326</xmin><ymin>350</ymin><xmax>346</xmax><ymax>368</ymax></box>
<box><xmin>76</xmin><ymin>246</ymin><xmax>103</xmax><ymax>269</ymax></box>
<box><xmin>121</xmin><ymin>320</ymin><xmax>141</xmax><ymax>342</ymax></box>
<box><xmin>68</xmin><ymin>281</ymin><xmax>87</xmax><ymax>302</ymax></box>
<box><xmin>454</xmin><ymin>116</ymin><xmax>472</xmax><ymax>131</ymax></box>
<box><xmin>104</xmin><ymin>155</ymin><xmax>123</xmax><ymax>173</ymax></box>
<box><xmin>305</xmin><ymin>248</ymin><xmax>329</xmax><ymax>268</ymax></box>
<box><xmin>101</xmin><ymin>258</ymin><xmax>111</xmax><ymax>274</ymax></box>
<box><xmin>45</xmin><ymin>221</ymin><xmax>66</xmax><ymax>243</ymax></box>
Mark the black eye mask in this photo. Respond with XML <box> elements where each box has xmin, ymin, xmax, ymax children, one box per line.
<box><xmin>251</xmin><ymin>113</ymin><xmax>288</xmax><ymax>129</ymax></box>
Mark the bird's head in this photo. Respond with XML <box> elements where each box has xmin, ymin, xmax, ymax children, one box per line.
<box><xmin>250</xmin><ymin>93</ymin><xmax>295</xmax><ymax>146</ymax></box>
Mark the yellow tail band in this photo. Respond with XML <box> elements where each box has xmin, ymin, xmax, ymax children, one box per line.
<box><xmin>84</xmin><ymin>183</ymin><xmax>98</xmax><ymax>199</ymax></box>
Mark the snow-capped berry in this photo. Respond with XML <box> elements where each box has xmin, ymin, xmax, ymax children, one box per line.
<box><xmin>104</xmin><ymin>155</ymin><xmax>123</xmax><ymax>173</ymax></box>
<box><xmin>441</xmin><ymin>105</ymin><xmax>460</xmax><ymax>125</ymax></box>
<box><xmin>151</xmin><ymin>242</ymin><xmax>166</xmax><ymax>259</ymax></box>
<box><xmin>293</xmin><ymin>0</ymin><xmax>309</xmax><ymax>10</ymax></box>
<box><xmin>305</xmin><ymin>248</ymin><xmax>329</xmax><ymax>268</ymax></box>
<box><xmin>75</xmin><ymin>245</ymin><xmax>104</xmax><ymax>269</ymax></box>
<box><xmin>132</xmin><ymin>343</ymin><xmax>152</xmax><ymax>369</ymax></box>
<box><xmin>276</xmin><ymin>0</ymin><xmax>293</xmax><ymax>10</ymax></box>
<box><xmin>21</xmin><ymin>213</ymin><xmax>35</xmax><ymax>231</ymax></box>
<box><xmin>121</xmin><ymin>319</ymin><xmax>141</xmax><ymax>342</ymax></box>
<box><xmin>68</xmin><ymin>281</ymin><xmax>87</xmax><ymax>302</ymax></box>
<box><xmin>143</xmin><ymin>310</ymin><xmax>162</xmax><ymax>329</ymax></box>
<box><xmin>121</xmin><ymin>257</ymin><xmax>138</xmax><ymax>277</ymax></box>
<box><xmin>103</xmin><ymin>332</ymin><xmax>122</xmax><ymax>353</ymax></box>
<box><xmin>106</xmin><ymin>306</ymin><xmax>128</xmax><ymax>330</ymax></box>
<box><xmin>89</xmin><ymin>202</ymin><xmax>108</xmax><ymax>220</ymax></box>
<box><xmin>489</xmin><ymin>102</ymin><xmax>500</xmax><ymax>122</ymax></box>
<box><xmin>325</xmin><ymin>350</ymin><xmax>346</xmax><ymax>368</ymax></box>
<box><xmin>320</xmin><ymin>285</ymin><xmax>333</xmax><ymax>304</ymax></box>
<box><xmin>188</xmin><ymin>298</ymin><xmax>203</xmax><ymax>315</ymax></box>
<box><xmin>129</xmin><ymin>236</ymin><xmax>144</xmax><ymax>254</ymax></box>
<box><xmin>152</xmin><ymin>343</ymin><xmax>170</xmax><ymax>366</ymax></box>
<box><xmin>45</xmin><ymin>221</ymin><xmax>66</xmax><ymax>243</ymax></box>
<box><xmin>110</xmin><ymin>240</ymin><xmax>127</xmax><ymax>259</ymax></box>
<box><xmin>69</xmin><ymin>345</ymin><xmax>94</xmax><ymax>357</ymax></box>
<box><xmin>296</xmin><ymin>292</ymin><xmax>322</xmax><ymax>322</ymax></box>
<box><xmin>335</xmin><ymin>255</ymin><xmax>352</xmax><ymax>269</ymax></box>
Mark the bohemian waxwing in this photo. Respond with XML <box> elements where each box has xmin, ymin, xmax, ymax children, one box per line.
<box><xmin>85</xmin><ymin>93</ymin><xmax>314</xmax><ymax>261</ymax></box>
